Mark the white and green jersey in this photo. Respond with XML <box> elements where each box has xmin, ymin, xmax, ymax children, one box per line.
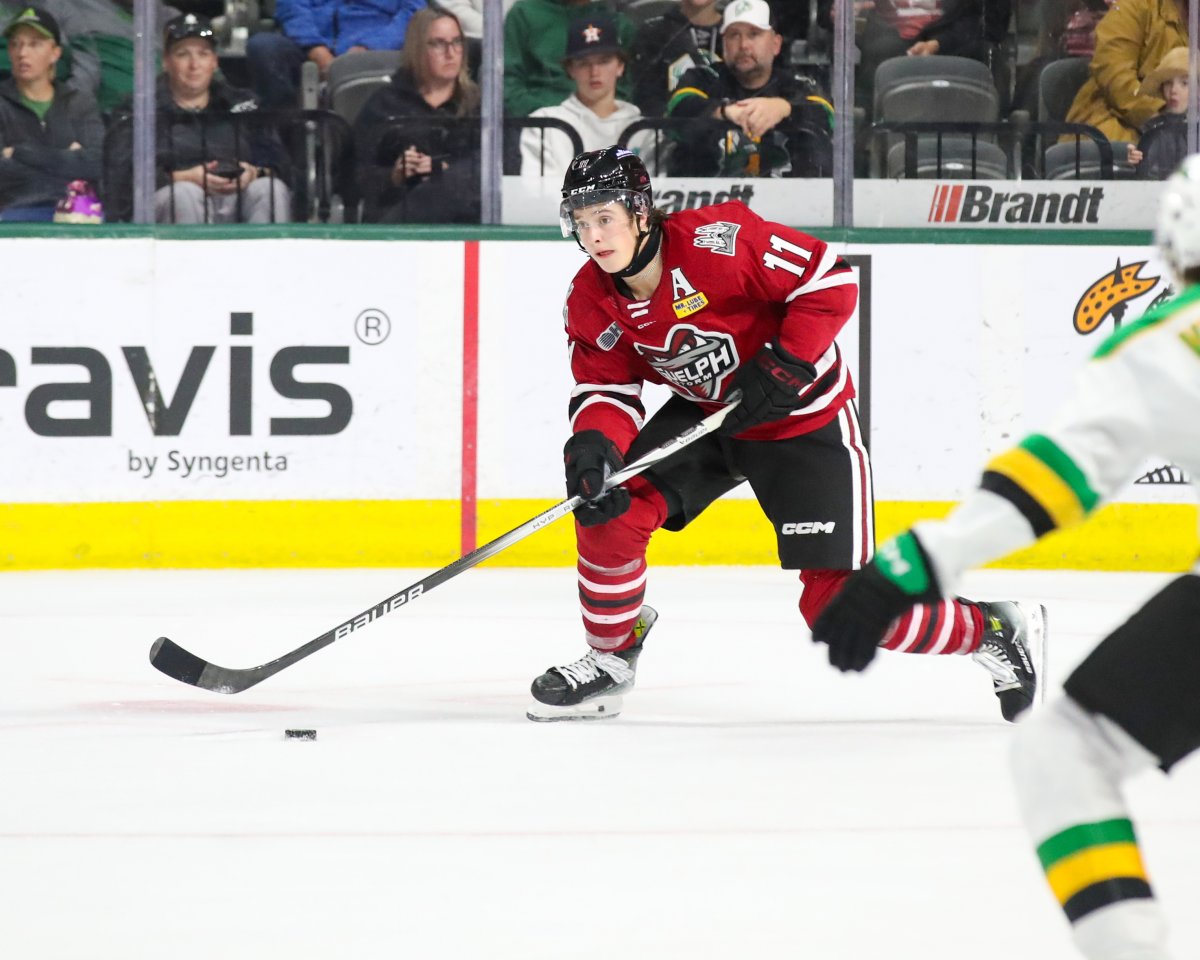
<box><xmin>914</xmin><ymin>283</ymin><xmax>1200</xmax><ymax>592</ymax></box>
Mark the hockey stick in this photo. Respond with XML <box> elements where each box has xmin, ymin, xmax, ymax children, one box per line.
<box><xmin>149</xmin><ymin>396</ymin><xmax>740</xmax><ymax>694</ymax></box>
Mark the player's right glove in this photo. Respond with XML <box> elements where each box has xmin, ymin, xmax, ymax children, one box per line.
<box><xmin>564</xmin><ymin>430</ymin><xmax>631</xmax><ymax>527</ymax></box>
<box><xmin>811</xmin><ymin>531</ymin><xmax>944</xmax><ymax>672</ymax></box>
<box><xmin>719</xmin><ymin>340</ymin><xmax>817</xmax><ymax>436</ymax></box>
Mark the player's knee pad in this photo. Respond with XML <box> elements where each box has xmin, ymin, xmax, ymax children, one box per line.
<box><xmin>1011</xmin><ymin>696</ymin><xmax>1158</xmax><ymax>837</ymax></box>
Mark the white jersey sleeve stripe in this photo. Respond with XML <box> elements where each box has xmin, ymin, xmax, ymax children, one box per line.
<box><xmin>570</xmin><ymin>382</ymin><xmax>642</xmax><ymax>399</ymax></box>
<box><xmin>570</xmin><ymin>395</ymin><xmax>645</xmax><ymax>430</ymax></box>
<box><xmin>783</xmin><ymin>245</ymin><xmax>841</xmax><ymax>301</ymax></box>
<box><xmin>786</xmin><ymin>270</ymin><xmax>857</xmax><ymax>301</ymax></box>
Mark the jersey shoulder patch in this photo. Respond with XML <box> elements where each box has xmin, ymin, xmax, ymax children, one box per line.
<box><xmin>692</xmin><ymin>220</ymin><xmax>741</xmax><ymax>257</ymax></box>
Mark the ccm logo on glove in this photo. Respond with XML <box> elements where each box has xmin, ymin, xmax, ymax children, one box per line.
<box><xmin>720</xmin><ymin>341</ymin><xmax>817</xmax><ymax>436</ymax></box>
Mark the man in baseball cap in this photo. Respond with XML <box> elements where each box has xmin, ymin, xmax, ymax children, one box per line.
<box><xmin>163</xmin><ymin>12</ymin><xmax>216</xmax><ymax>51</ymax></box>
<box><xmin>3</xmin><ymin>6</ymin><xmax>60</xmax><ymax>46</ymax></box>
<box><xmin>562</xmin><ymin>12</ymin><xmax>625</xmax><ymax>64</ymax></box>
<box><xmin>668</xmin><ymin>0</ymin><xmax>833</xmax><ymax>177</ymax></box>
<box><xmin>720</xmin><ymin>0</ymin><xmax>773</xmax><ymax>34</ymax></box>
<box><xmin>519</xmin><ymin>12</ymin><xmax>656</xmax><ymax>181</ymax></box>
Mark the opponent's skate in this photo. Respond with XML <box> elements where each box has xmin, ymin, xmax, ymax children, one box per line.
<box><xmin>526</xmin><ymin>606</ymin><xmax>658</xmax><ymax>722</ymax></box>
<box><xmin>972</xmin><ymin>600</ymin><xmax>1046</xmax><ymax>722</ymax></box>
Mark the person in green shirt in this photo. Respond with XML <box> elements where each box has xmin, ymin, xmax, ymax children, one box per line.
<box><xmin>0</xmin><ymin>1</ymin><xmax>178</xmax><ymax>116</ymax></box>
<box><xmin>0</xmin><ymin>7</ymin><xmax>103</xmax><ymax>214</ymax></box>
<box><xmin>504</xmin><ymin>0</ymin><xmax>636</xmax><ymax>117</ymax></box>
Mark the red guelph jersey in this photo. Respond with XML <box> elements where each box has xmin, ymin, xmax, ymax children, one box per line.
<box><xmin>565</xmin><ymin>201</ymin><xmax>859</xmax><ymax>451</ymax></box>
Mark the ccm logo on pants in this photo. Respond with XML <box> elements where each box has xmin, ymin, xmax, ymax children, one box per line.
<box><xmin>781</xmin><ymin>522</ymin><xmax>836</xmax><ymax>535</ymax></box>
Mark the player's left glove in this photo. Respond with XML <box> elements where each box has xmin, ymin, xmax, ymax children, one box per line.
<box><xmin>719</xmin><ymin>341</ymin><xmax>817</xmax><ymax>436</ymax></box>
<box><xmin>811</xmin><ymin>531</ymin><xmax>944</xmax><ymax>672</ymax></box>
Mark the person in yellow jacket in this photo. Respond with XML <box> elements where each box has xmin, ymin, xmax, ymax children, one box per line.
<box><xmin>1065</xmin><ymin>0</ymin><xmax>1187</xmax><ymax>143</ymax></box>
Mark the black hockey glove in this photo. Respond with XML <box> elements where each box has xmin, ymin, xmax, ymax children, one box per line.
<box><xmin>811</xmin><ymin>531</ymin><xmax>944</xmax><ymax>672</ymax></box>
<box><xmin>564</xmin><ymin>430</ymin><xmax>631</xmax><ymax>528</ymax></box>
<box><xmin>719</xmin><ymin>341</ymin><xmax>817</xmax><ymax>437</ymax></box>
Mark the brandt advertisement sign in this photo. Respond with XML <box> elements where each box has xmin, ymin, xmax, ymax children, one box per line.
<box><xmin>508</xmin><ymin>176</ymin><xmax>1164</xmax><ymax>229</ymax></box>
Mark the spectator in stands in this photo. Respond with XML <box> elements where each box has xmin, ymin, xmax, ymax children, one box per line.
<box><xmin>1011</xmin><ymin>0</ymin><xmax>1112</xmax><ymax>118</ymax></box>
<box><xmin>823</xmin><ymin>0</ymin><xmax>1012</xmax><ymax>114</ymax></box>
<box><xmin>504</xmin><ymin>0</ymin><xmax>636</xmax><ymax>117</ymax></box>
<box><xmin>1065</xmin><ymin>0</ymin><xmax>1187</xmax><ymax>144</ymax></box>
<box><xmin>629</xmin><ymin>0</ymin><xmax>723</xmax><ymax>118</ymax></box>
<box><xmin>107</xmin><ymin>13</ymin><xmax>292</xmax><ymax>223</ymax></box>
<box><xmin>1041</xmin><ymin>0</ymin><xmax>1114</xmax><ymax>60</ymax></box>
<box><xmin>436</xmin><ymin>0</ymin><xmax>518</xmax><ymax>40</ymax></box>
<box><xmin>434</xmin><ymin>0</ymin><xmax>518</xmax><ymax>76</ymax></box>
<box><xmin>0</xmin><ymin>8</ymin><xmax>104</xmax><ymax>220</ymax></box>
<box><xmin>246</xmin><ymin>0</ymin><xmax>427</xmax><ymax>109</ymax></box>
<box><xmin>1128</xmin><ymin>45</ymin><xmax>1187</xmax><ymax>179</ymax></box>
<box><xmin>34</xmin><ymin>1</ymin><xmax>180</xmax><ymax>116</ymax></box>
<box><xmin>667</xmin><ymin>0</ymin><xmax>833</xmax><ymax>177</ymax></box>
<box><xmin>520</xmin><ymin>13</ymin><xmax>656</xmax><ymax>179</ymax></box>
<box><xmin>353</xmin><ymin>6</ymin><xmax>480</xmax><ymax>223</ymax></box>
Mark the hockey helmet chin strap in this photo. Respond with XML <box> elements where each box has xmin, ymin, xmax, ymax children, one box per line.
<box><xmin>614</xmin><ymin>217</ymin><xmax>662</xmax><ymax>279</ymax></box>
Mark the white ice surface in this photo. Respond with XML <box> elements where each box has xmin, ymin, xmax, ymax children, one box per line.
<box><xmin>1</xmin><ymin>566</ymin><xmax>1196</xmax><ymax>959</ymax></box>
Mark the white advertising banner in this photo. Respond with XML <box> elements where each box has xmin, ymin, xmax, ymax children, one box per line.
<box><xmin>0</xmin><ymin>238</ymin><xmax>464</xmax><ymax>503</ymax></box>
<box><xmin>863</xmin><ymin>241</ymin><xmax>1185</xmax><ymax>502</ymax></box>
<box><xmin>0</xmin><ymin>236</ymin><xmax>1181</xmax><ymax>509</ymax></box>
<box><xmin>854</xmin><ymin>180</ymin><xmax>1166</xmax><ymax>229</ymax></box>
<box><xmin>506</xmin><ymin>176</ymin><xmax>1165</xmax><ymax>229</ymax></box>
<box><xmin>503</xmin><ymin>175</ymin><xmax>834</xmax><ymax>226</ymax></box>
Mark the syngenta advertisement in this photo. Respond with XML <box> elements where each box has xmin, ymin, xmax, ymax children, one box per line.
<box><xmin>0</xmin><ymin>239</ymin><xmax>463</xmax><ymax>503</ymax></box>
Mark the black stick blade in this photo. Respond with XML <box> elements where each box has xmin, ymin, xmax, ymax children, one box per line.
<box><xmin>148</xmin><ymin>636</ymin><xmax>317</xmax><ymax>694</ymax></box>
<box><xmin>149</xmin><ymin>637</ymin><xmax>260</xmax><ymax>694</ymax></box>
<box><xmin>149</xmin><ymin>637</ymin><xmax>212</xmax><ymax>685</ymax></box>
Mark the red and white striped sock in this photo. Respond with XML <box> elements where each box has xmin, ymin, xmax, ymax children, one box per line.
<box><xmin>799</xmin><ymin>569</ymin><xmax>984</xmax><ymax>655</ymax></box>
<box><xmin>578</xmin><ymin>555</ymin><xmax>647</xmax><ymax>652</ymax></box>
<box><xmin>880</xmin><ymin>599</ymin><xmax>984</xmax><ymax>655</ymax></box>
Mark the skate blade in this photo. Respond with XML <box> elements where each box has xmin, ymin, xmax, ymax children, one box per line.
<box><xmin>1024</xmin><ymin>602</ymin><xmax>1048</xmax><ymax>707</ymax></box>
<box><xmin>525</xmin><ymin>695</ymin><xmax>624</xmax><ymax>723</ymax></box>
<box><xmin>1000</xmin><ymin>601</ymin><xmax>1048</xmax><ymax>723</ymax></box>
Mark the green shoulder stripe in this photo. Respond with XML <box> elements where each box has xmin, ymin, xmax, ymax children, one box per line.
<box><xmin>1093</xmin><ymin>284</ymin><xmax>1200</xmax><ymax>359</ymax></box>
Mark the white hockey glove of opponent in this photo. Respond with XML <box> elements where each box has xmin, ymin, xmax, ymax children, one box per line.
<box><xmin>811</xmin><ymin>531</ymin><xmax>944</xmax><ymax>672</ymax></box>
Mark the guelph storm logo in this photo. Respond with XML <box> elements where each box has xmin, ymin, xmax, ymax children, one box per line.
<box><xmin>634</xmin><ymin>324</ymin><xmax>738</xmax><ymax>399</ymax></box>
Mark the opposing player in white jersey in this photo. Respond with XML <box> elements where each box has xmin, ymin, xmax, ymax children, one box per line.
<box><xmin>527</xmin><ymin>145</ymin><xmax>1044</xmax><ymax>722</ymax></box>
<box><xmin>812</xmin><ymin>156</ymin><xmax>1200</xmax><ymax>960</ymax></box>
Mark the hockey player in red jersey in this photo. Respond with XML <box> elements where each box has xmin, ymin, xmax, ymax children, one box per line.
<box><xmin>527</xmin><ymin>145</ymin><xmax>1045</xmax><ymax>722</ymax></box>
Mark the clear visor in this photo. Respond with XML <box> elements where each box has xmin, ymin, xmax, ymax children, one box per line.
<box><xmin>559</xmin><ymin>189</ymin><xmax>649</xmax><ymax>237</ymax></box>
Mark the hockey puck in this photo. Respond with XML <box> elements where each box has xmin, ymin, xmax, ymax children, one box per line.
<box><xmin>284</xmin><ymin>729</ymin><xmax>317</xmax><ymax>740</ymax></box>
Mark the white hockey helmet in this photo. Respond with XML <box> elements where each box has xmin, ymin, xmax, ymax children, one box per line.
<box><xmin>1156</xmin><ymin>154</ymin><xmax>1200</xmax><ymax>281</ymax></box>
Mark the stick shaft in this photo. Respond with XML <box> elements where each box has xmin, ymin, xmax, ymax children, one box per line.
<box><xmin>150</xmin><ymin>399</ymin><xmax>738</xmax><ymax>692</ymax></box>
